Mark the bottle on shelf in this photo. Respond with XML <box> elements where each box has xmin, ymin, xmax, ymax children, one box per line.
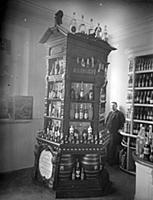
<box><xmin>72</xmin><ymin>167</ymin><xmax>75</xmax><ymax>180</ymax></box>
<box><xmin>94</xmin><ymin>23</ymin><xmax>102</xmax><ymax>39</ymax></box>
<box><xmin>78</xmin><ymin>15</ymin><xmax>86</xmax><ymax>34</ymax></box>
<box><xmin>88</xmin><ymin>18</ymin><xmax>94</xmax><ymax>35</ymax></box>
<box><xmin>79</xmin><ymin>82</ymin><xmax>84</xmax><ymax>100</ymax></box>
<box><xmin>81</xmin><ymin>58</ymin><xmax>86</xmax><ymax>67</ymax></box>
<box><xmin>69</xmin><ymin>12</ymin><xmax>78</xmax><ymax>34</ymax></box>
<box><xmin>80</xmin><ymin>167</ymin><xmax>85</xmax><ymax>180</ymax></box>
<box><xmin>79</xmin><ymin>103</ymin><xmax>84</xmax><ymax>120</ymax></box>
<box><xmin>70</xmin><ymin>104</ymin><xmax>75</xmax><ymax>119</ymax></box>
<box><xmin>102</xmin><ymin>25</ymin><xmax>109</xmax><ymax>42</ymax></box>
<box><xmin>143</xmin><ymin>136</ymin><xmax>150</xmax><ymax>161</ymax></box>
<box><xmin>70</xmin><ymin>86</ymin><xmax>76</xmax><ymax>100</ymax></box>
<box><xmin>88</xmin><ymin>104</ymin><xmax>93</xmax><ymax>120</ymax></box>
<box><xmin>84</xmin><ymin>104</ymin><xmax>88</xmax><ymax>119</ymax></box>
<box><xmin>74</xmin><ymin>103</ymin><xmax>79</xmax><ymax>119</ymax></box>
<box><xmin>75</xmin><ymin>159</ymin><xmax>81</xmax><ymax>179</ymax></box>
<box><xmin>88</xmin><ymin>85</ymin><xmax>94</xmax><ymax>100</ymax></box>
<box><xmin>148</xmin><ymin>125</ymin><xmax>153</xmax><ymax>145</ymax></box>
<box><xmin>136</xmin><ymin>124</ymin><xmax>145</xmax><ymax>159</ymax></box>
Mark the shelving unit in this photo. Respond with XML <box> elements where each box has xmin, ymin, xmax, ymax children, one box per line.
<box><xmin>120</xmin><ymin>54</ymin><xmax>153</xmax><ymax>175</ymax></box>
<box><xmin>33</xmin><ymin>25</ymin><xmax>116</xmax><ymax>198</ymax></box>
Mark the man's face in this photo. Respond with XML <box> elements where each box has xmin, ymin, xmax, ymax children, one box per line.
<box><xmin>111</xmin><ymin>103</ymin><xmax>117</xmax><ymax>111</ymax></box>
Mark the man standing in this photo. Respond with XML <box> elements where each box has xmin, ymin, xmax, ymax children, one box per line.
<box><xmin>106</xmin><ymin>102</ymin><xmax>125</xmax><ymax>166</ymax></box>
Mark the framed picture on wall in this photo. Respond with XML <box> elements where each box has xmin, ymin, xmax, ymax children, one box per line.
<box><xmin>8</xmin><ymin>96</ymin><xmax>33</xmax><ymax>120</ymax></box>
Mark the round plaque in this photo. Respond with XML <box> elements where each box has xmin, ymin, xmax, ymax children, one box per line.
<box><xmin>39</xmin><ymin>149</ymin><xmax>53</xmax><ymax>180</ymax></box>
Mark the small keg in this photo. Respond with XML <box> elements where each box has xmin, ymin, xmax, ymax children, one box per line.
<box><xmin>58</xmin><ymin>154</ymin><xmax>74</xmax><ymax>180</ymax></box>
<box><xmin>81</xmin><ymin>154</ymin><xmax>100</xmax><ymax>179</ymax></box>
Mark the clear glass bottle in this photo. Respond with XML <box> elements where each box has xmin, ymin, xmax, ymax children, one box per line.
<box><xmin>103</xmin><ymin>25</ymin><xmax>109</xmax><ymax>42</ymax></box>
<box><xmin>78</xmin><ymin>15</ymin><xmax>86</xmax><ymax>34</ymax></box>
<box><xmin>69</xmin><ymin>12</ymin><xmax>77</xmax><ymax>34</ymax></box>
<box><xmin>94</xmin><ymin>23</ymin><xmax>102</xmax><ymax>39</ymax></box>
<box><xmin>88</xmin><ymin>18</ymin><xmax>94</xmax><ymax>35</ymax></box>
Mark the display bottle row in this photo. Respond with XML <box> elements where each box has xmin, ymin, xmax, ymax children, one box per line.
<box><xmin>135</xmin><ymin>57</ymin><xmax>153</xmax><ymax>71</ymax></box>
<box><xmin>39</xmin><ymin>122</ymin><xmax>108</xmax><ymax>145</ymax></box>
<box><xmin>47</xmin><ymin>57</ymin><xmax>65</xmax><ymax>76</ymax></box>
<box><xmin>76</xmin><ymin>56</ymin><xmax>106</xmax><ymax>71</ymax></box>
<box><xmin>136</xmin><ymin>124</ymin><xmax>153</xmax><ymax>162</ymax></box>
<box><xmin>133</xmin><ymin>123</ymin><xmax>153</xmax><ymax>136</ymax></box>
<box><xmin>134</xmin><ymin>107</ymin><xmax>153</xmax><ymax>121</ymax></box>
<box><xmin>48</xmin><ymin>82</ymin><xmax>65</xmax><ymax>100</ymax></box>
<box><xmin>70</xmin><ymin>82</ymin><xmax>94</xmax><ymax>101</ymax></box>
<box><xmin>62</xmin><ymin>124</ymin><xmax>108</xmax><ymax>145</ymax></box>
<box><xmin>70</xmin><ymin>103</ymin><xmax>93</xmax><ymax>120</ymax></box>
<box><xmin>69</xmin><ymin>12</ymin><xmax>109</xmax><ymax>41</ymax></box>
<box><xmin>135</xmin><ymin>73</ymin><xmax>153</xmax><ymax>88</ymax></box>
<box><xmin>48</xmin><ymin>102</ymin><xmax>64</xmax><ymax>118</ymax></box>
<box><xmin>134</xmin><ymin>90</ymin><xmax>153</xmax><ymax>104</ymax></box>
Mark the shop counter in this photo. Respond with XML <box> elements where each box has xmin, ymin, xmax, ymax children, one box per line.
<box><xmin>133</xmin><ymin>153</ymin><xmax>153</xmax><ymax>200</ymax></box>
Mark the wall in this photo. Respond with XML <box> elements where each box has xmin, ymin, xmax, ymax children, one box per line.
<box><xmin>0</xmin><ymin>0</ymin><xmax>153</xmax><ymax>172</ymax></box>
<box><xmin>0</xmin><ymin>1</ymin><xmax>50</xmax><ymax>172</ymax></box>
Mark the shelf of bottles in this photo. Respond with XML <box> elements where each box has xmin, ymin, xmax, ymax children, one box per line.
<box><xmin>39</xmin><ymin>56</ymin><xmax>66</xmax><ymax>145</ymax></box>
<box><xmin>120</xmin><ymin>54</ymin><xmax>153</xmax><ymax>173</ymax></box>
<box><xmin>62</xmin><ymin>81</ymin><xmax>108</xmax><ymax>149</ymax></box>
<box><xmin>120</xmin><ymin>58</ymin><xmax>135</xmax><ymax>173</ymax></box>
<box><xmin>133</xmin><ymin>55</ymin><xmax>153</xmax><ymax>135</ymax></box>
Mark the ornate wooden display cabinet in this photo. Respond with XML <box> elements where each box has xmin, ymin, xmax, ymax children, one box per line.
<box><xmin>120</xmin><ymin>54</ymin><xmax>153</xmax><ymax>175</ymax></box>
<box><xmin>34</xmin><ymin>25</ymin><xmax>116</xmax><ymax>198</ymax></box>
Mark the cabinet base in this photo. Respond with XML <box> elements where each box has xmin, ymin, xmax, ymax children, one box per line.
<box><xmin>56</xmin><ymin>168</ymin><xmax>112</xmax><ymax>198</ymax></box>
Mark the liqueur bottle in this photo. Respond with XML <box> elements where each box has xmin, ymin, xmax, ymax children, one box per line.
<box><xmin>88</xmin><ymin>85</ymin><xmax>93</xmax><ymax>100</ymax></box>
<box><xmin>143</xmin><ymin>136</ymin><xmax>150</xmax><ymax>161</ymax></box>
<box><xmin>79</xmin><ymin>103</ymin><xmax>84</xmax><ymax>120</ymax></box>
<box><xmin>75</xmin><ymin>159</ymin><xmax>81</xmax><ymax>179</ymax></box>
<box><xmin>94</xmin><ymin>23</ymin><xmax>102</xmax><ymax>39</ymax></box>
<box><xmin>78</xmin><ymin>15</ymin><xmax>86</xmax><ymax>34</ymax></box>
<box><xmin>70</xmin><ymin>87</ymin><xmax>75</xmax><ymax>99</ymax></box>
<box><xmin>88</xmin><ymin>104</ymin><xmax>93</xmax><ymax>120</ymax></box>
<box><xmin>84</xmin><ymin>104</ymin><xmax>88</xmax><ymax>119</ymax></box>
<box><xmin>79</xmin><ymin>82</ymin><xmax>84</xmax><ymax>100</ymax></box>
<box><xmin>88</xmin><ymin>18</ymin><xmax>94</xmax><ymax>35</ymax></box>
<box><xmin>103</xmin><ymin>25</ymin><xmax>109</xmax><ymax>42</ymax></box>
<box><xmin>69</xmin><ymin>12</ymin><xmax>77</xmax><ymax>34</ymax></box>
<box><xmin>74</xmin><ymin>104</ymin><xmax>79</xmax><ymax>119</ymax></box>
<box><xmin>80</xmin><ymin>167</ymin><xmax>85</xmax><ymax>180</ymax></box>
<box><xmin>72</xmin><ymin>167</ymin><xmax>75</xmax><ymax>180</ymax></box>
<box><xmin>70</xmin><ymin>104</ymin><xmax>75</xmax><ymax>119</ymax></box>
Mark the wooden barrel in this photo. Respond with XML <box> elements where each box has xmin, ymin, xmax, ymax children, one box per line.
<box><xmin>58</xmin><ymin>154</ymin><xmax>74</xmax><ymax>180</ymax></box>
<box><xmin>81</xmin><ymin>154</ymin><xmax>100</xmax><ymax>179</ymax></box>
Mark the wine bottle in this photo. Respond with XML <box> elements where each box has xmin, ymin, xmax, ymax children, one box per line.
<box><xmin>69</xmin><ymin>12</ymin><xmax>77</xmax><ymax>34</ymax></box>
<box><xmin>79</xmin><ymin>82</ymin><xmax>84</xmax><ymax>100</ymax></box>
<box><xmin>88</xmin><ymin>85</ymin><xmax>93</xmax><ymax>100</ymax></box>
<box><xmin>88</xmin><ymin>18</ymin><xmax>94</xmax><ymax>35</ymax></box>
<box><xmin>103</xmin><ymin>25</ymin><xmax>109</xmax><ymax>42</ymax></box>
<box><xmin>84</xmin><ymin>104</ymin><xmax>88</xmax><ymax>119</ymax></box>
<box><xmin>74</xmin><ymin>104</ymin><xmax>79</xmax><ymax>119</ymax></box>
<box><xmin>88</xmin><ymin>104</ymin><xmax>93</xmax><ymax>120</ymax></box>
<box><xmin>78</xmin><ymin>15</ymin><xmax>86</xmax><ymax>34</ymax></box>
<box><xmin>94</xmin><ymin>23</ymin><xmax>102</xmax><ymax>39</ymax></box>
<box><xmin>79</xmin><ymin>103</ymin><xmax>84</xmax><ymax>119</ymax></box>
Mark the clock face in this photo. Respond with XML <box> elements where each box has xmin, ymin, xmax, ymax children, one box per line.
<box><xmin>39</xmin><ymin>149</ymin><xmax>53</xmax><ymax>180</ymax></box>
